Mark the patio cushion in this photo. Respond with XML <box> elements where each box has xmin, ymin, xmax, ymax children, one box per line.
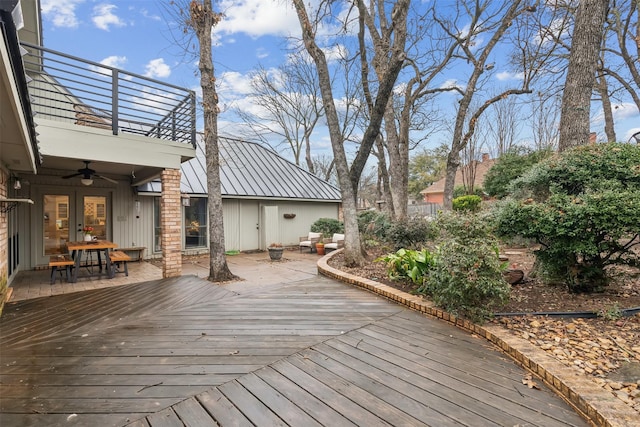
<box><xmin>324</xmin><ymin>233</ymin><xmax>345</xmax><ymax>250</ymax></box>
<box><xmin>299</xmin><ymin>232</ymin><xmax>322</xmax><ymax>252</ymax></box>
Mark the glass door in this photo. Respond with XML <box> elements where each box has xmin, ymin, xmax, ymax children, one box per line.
<box><xmin>40</xmin><ymin>191</ymin><xmax>110</xmax><ymax>266</ymax></box>
<box><xmin>80</xmin><ymin>195</ymin><xmax>108</xmax><ymax>240</ymax></box>
<box><xmin>43</xmin><ymin>194</ymin><xmax>72</xmax><ymax>256</ymax></box>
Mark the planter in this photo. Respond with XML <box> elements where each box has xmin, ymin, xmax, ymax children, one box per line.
<box><xmin>316</xmin><ymin>243</ymin><xmax>325</xmax><ymax>256</ymax></box>
<box><xmin>84</xmin><ymin>234</ymin><xmax>93</xmax><ymax>242</ymax></box>
<box><xmin>268</xmin><ymin>247</ymin><xmax>284</xmax><ymax>261</ymax></box>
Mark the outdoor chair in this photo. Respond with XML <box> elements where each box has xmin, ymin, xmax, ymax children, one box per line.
<box><xmin>299</xmin><ymin>232</ymin><xmax>322</xmax><ymax>253</ymax></box>
<box><xmin>324</xmin><ymin>233</ymin><xmax>345</xmax><ymax>252</ymax></box>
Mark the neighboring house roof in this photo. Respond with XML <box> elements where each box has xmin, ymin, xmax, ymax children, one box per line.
<box><xmin>139</xmin><ymin>136</ymin><xmax>342</xmax><ymax>202</ymax></box>
<box><xmin>420</xmin><ymin>156</ymin><xmax>496</xmax><ymax>195</ymax></box>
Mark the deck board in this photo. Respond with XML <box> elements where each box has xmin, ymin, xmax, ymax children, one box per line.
<box><xmin>0</xmin><ymin>275</ymin><xmax>589</xmax><ymax>427</ymax></box>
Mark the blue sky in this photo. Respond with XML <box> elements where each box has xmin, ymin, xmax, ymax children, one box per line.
<box><xmin>38</xmin><ymin>0</ymin><xmax>640</xmax><ymax>157</ymax></box>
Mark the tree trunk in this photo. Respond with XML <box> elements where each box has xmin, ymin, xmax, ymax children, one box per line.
<box><xmin>558</xmin><ymin>0</ymin><xmax>609</xmax><ymax>151</ymax></box>
<box><xmin>190</xmin><ymin>0</ymin><xmax>237</xmax><ymax>282</ymax></box>
<box><xmin>596</xmin><ymin>67</ymin><xmax>616</xmax><ymax>142</ymax></box>
<box><xmin>292</xmin><ymin>0</ymin><xmax>365</xmax><ymax>267</ymax></box>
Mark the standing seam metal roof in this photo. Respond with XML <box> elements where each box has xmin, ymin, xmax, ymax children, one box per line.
<box><xmin>138</xmin><ymin>136</ymin><xmax>342</xmax><ymax>201</ymax></box>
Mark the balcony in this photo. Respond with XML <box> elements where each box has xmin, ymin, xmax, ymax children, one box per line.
<box><xmin>21</xmin><ymin>42</ymin><xmax>196</xmax><ymax>148</ymax></box>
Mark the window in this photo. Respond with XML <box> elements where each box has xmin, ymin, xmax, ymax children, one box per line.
<box><xmin>184</xmin><ymin>198</ymin><xmax>207</xmax><ymax>248</ymax></box>
<box><xmin>154</xmin><ymin>197</ymin><xmax>161</xmax><ymax>253</ymax></box>
<box><xmin>153</xmin><ymin>196</ymin><xmax>207</xmax><ymax>251</ymax></box>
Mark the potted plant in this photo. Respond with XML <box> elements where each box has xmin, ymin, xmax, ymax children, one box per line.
<box><xmin>267</xmin><ymin>243</ymin><xmax>284</xmax><ymax>261</ymax></box>
<box><xmin>315</xmin><ymin>240</ymin><xmax>326</xmax><ymax>256</ymax></box>
<box><xmin>83</xmin><ymin>226</ymin><xmax>94</xmax><ymax>241</ymax></box>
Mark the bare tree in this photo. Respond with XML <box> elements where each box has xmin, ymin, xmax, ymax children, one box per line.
<box><xmin>292</xmin><ymin>0</ymin><xmax>410</xmax><ymax>267</ymax></box>
<box><xmin>436</xmin><ymin>1</ymin><xmax>536</xmax><ymax>210</ymax></box>
<box><xmin>530</xmin><ymin>91</ymin><xmax>560</xmax><ymax>150</ymax></box>
<box><xmin>558</xmin><ymin>0</ymin><xmax>609</xmax><ymax>151</ymax></box>
<box><xmin>485</xmin><ymin>96</ymin><xmax>522</xmax><ymax>157</ymax></box>
<box><xmin>185</xmin><ymin>0</ymin><xmax>237</xmax><ymax>282</ymax></box>
<box><xmin>600</xmin><ymin>0</ymin><xmax>640</xmax><ymax>112</ymax></box>
<box><xmin>460</xmin><ymin>127</ymin><xmax>489</xmax><ymax>195</ymax></box>
<box><xmin>596</xmin><ymin>58</ymin><xmax>617</xmax><ymax>142</ymax></box>
<box><xmin>366</xmin><ymin>2</ymin><xmax>457</xmax><ymax>220</ymax></box>
<box><xmin>235</xmin><ymin>54</ymin><xmax>324</xmax><ymax>172</ymax></box>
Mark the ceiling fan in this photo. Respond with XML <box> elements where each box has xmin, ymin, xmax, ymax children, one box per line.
<box><xmin>62</xmin><ymin>161</ymin><xmax>118</xmax><ymax>185</ymax></box>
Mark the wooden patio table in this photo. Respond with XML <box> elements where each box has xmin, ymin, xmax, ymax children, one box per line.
<box><xmin>65</xmin><ymin>240</ymin><xmax>119</xmax><ymax>283</ymax></box>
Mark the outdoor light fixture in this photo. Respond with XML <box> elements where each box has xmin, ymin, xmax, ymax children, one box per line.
<box><xmin>13</xmin><ymin>178</ymin><xmax>21</xmax><ymax>190</ymax></box>
<box><xmin>181</xmin><ymin>194</ymin><xmax>190</xmax><ymax>206</ymax></box>
<box><xmin>81</xmin><ymin>178</ymin><xmax>93</xmax><ymax>186</ymax></box>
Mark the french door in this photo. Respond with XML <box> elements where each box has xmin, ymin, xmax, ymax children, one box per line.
<box><xmin>38</xmin><ymin>189</ymin><xmax>110</xmax><ymax>265</ymax></box>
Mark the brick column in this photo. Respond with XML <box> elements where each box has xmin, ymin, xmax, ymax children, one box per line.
<box><xmin>161</xmin><ymin>169</ymin><xmax>182</xmax><ymax>278</ymax></box>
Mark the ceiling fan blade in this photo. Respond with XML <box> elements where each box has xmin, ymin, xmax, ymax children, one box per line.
<box><xmin>95</xmin><ymin>174</ymin><xmax>118</xmax><ymax>184</ymax></box>
<box><xmin>62</xmin><ymin>172</ymin><xmax>82</xmax><ymax>179</ymax></box>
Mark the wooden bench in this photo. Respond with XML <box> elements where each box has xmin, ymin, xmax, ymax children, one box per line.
<box><xmin>49</xmin><ymin>255</ymin><xmax>75</xmax><ymax>284</ymax></box>
<box><xmin>117</xmin><ymin>247</ymin><xmax>146</xmax><ymax>262</ymax></box>
<box><xmin>109</xmin><ymin>251</ymin><xmax>131</xmax><ymax>276</ymax></box>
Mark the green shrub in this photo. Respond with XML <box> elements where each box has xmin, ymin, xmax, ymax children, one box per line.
<box><xmin>376</xmin><ymin>248</ymin><xmax>434</xmax><ymax>285</ymax></box>
<box><xmin>453</xmin><ymin>185</ymin><xmax>484</xmax><ymax>198</ymax></box>
<box><xmin>452</xmin><ymin>195</ymin><xmax>482</xmax><ymax>212</ymax></box>
<box><xmin>357</xmin><ymin>210</ymin><xmax>391</xmax><ymax>240</ymax></box>
<box><xmin>418</xmin><ymin>238</ymin><xmax>510</xmax><ymax>323</ymax></box>
<box><xmin>433</xmin><ymin>211</ymin><xmax>496</xmax><ymax>243</ymax></box>
<box><xmin>310</xmin><ymin>217</ymin><xmax>344</xmax><ymax>237</ymax></box>
<box><xmin>484</xmin><ymin>147</ymin><xmax>553</xmax><ymax>198</ymax></box>
<box><xmin>387</xmin><ymin>217</ymin><xmax>436</xmax><ymax>250</ymax></box>
<box><xmin>494</xmin><ymin>143</ymin><xmax>640</xmax><ymax>292</ymax></box>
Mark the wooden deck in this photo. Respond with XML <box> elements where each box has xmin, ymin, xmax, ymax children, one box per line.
<box><xmin>0</xmin><ymin>274</ymin><xmax>588</xmax><ymax>427</ymax></box>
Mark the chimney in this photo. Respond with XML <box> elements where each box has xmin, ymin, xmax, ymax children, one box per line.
<box><xmin>589</xmin><ymin>132</ymin><xmax>596</xmax><ymax>145</ymax></box>
<box><xmin>482</xmin><ymin>153</ymin><xmax>490</xmax><ymax>162</ymax></box>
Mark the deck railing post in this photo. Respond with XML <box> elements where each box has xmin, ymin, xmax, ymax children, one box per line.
<box><xmin>111</xmin><ymin>68</ymin><xmax>119</xmax><ymax>136</ymax></box>
<box><xmin>190</xmin><ymin>92</ymin><xmax>196</xmax><ymax>148</ymax></box>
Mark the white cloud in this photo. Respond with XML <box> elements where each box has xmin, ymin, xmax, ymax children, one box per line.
<box><xmin>592</xmin><ymin>102</ymin><xmax>639</xmax><ymax>124</ymax></box>
<box><xmin>322</xmin><ymin>44</ymin><xmax>348</xmax><ymax>63</ymax></box>
<box><xmin>88</xmin><ymin>55</ymin><xmax>126</xmax><ymax>78</ymax></box>
<box><xmin>100</xmin><ymin>55</ymin><xmax>127</xmax><ymax>68</ymax></box>
<box><xmin>144</xmin><ymin>58</ymin><xmax>171</xmax><ymax>79</ymax></box>
<box><xmin>92</xmin><ymin>4</ymin><xmax>125</xmax><ymax>31</ymax></box>
<box><xmin>440</xmin><ymin>79</ymin><xmax>464</xmax><ymax>91</ymax></box>
<box><xmin>218</xmin><ymin>71</ymin><xmax>254</xmax><ymax>96</ymax></box>
<box><xmin>41</xmin><ymin>0</ymin><xmax>84</xmax><ymax>28</ymax></box>
<box><xmin>214</xmin><ymin>0</ymin><xmax>301</xmax><ymax>38</ymax></box>
<box><xmin>496</xmin><ymin>71</ymin><xmax>524</xmax><ymax>81</ymax></box>
<box><xmin>141</xmin><ymin>8</ymin><xmax>161</xmax><ymax>21</ymax></box>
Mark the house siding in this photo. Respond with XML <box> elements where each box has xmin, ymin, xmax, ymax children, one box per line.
<box><xmin>0</xmin><ymin>169</ymin><xmax>8</xmax><ymax>310</ymax></box>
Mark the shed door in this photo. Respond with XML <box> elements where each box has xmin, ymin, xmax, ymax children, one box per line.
<box><xmin>261</xmin><ymin>205</ymin><xmax>279</xmax><ymax>250</ymax></box>
<box><xmin>239</xmin><ymin>200</ymin><xmax>260</xmax><ymax>251</ymax></box>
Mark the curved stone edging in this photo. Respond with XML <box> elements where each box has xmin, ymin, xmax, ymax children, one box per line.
<box><xmin>317</xmin><ymin>249</ymin><xmax>638</xmax><ymax>427</ymax></box>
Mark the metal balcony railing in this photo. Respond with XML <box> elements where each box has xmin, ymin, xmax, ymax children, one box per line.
<box><xmin>20</xmin><ymin>42</ymin><xmax>196</xmax><ymax>148</ymax></box>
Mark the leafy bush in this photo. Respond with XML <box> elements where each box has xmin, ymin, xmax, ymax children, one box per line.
<box><xmin>452</xmin><ymin>195</ymin><xmax>482</xmax><ymax>212</ymax></box>
<box><xmin>310</xmin><ymin>217</ymin><xmax>344</xmax><ymax>237</ymax></box>
<box><xmin>376</xmin><ymin>248</ymin><xmax>434</xmax><ymax>285</ymax></box>
<box><xmin>357</xmin><ymin>210</ymin><xmax>391</xmax><ymax>240</ymax></box>
<box><xmin>484</xmin><ymin>147</ymin><xmax>553</xmax><ymax>198</ymax></box>
<box><xmin>494</xmin><ymin>143</ymin><xmax>640</xmax><ymax>292</ymax></box>
<box><xmin>418</xmin><ymin>238</ymin><xmax>510</xmax><ymax>323</ymax></box>
<box><xmin>387</xmin><ymin>217</ymin><xmax>436</xmax><ymax>250</ymax></box>
<box><xmin>433</xmin><ymin>211</ymin><xmax>496</xmax><ymax>243</ymax></box>
<box><xmin>453</xmin><ymin>185</ymin><xmax>484</xmax><ymax>199</ymax></box>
